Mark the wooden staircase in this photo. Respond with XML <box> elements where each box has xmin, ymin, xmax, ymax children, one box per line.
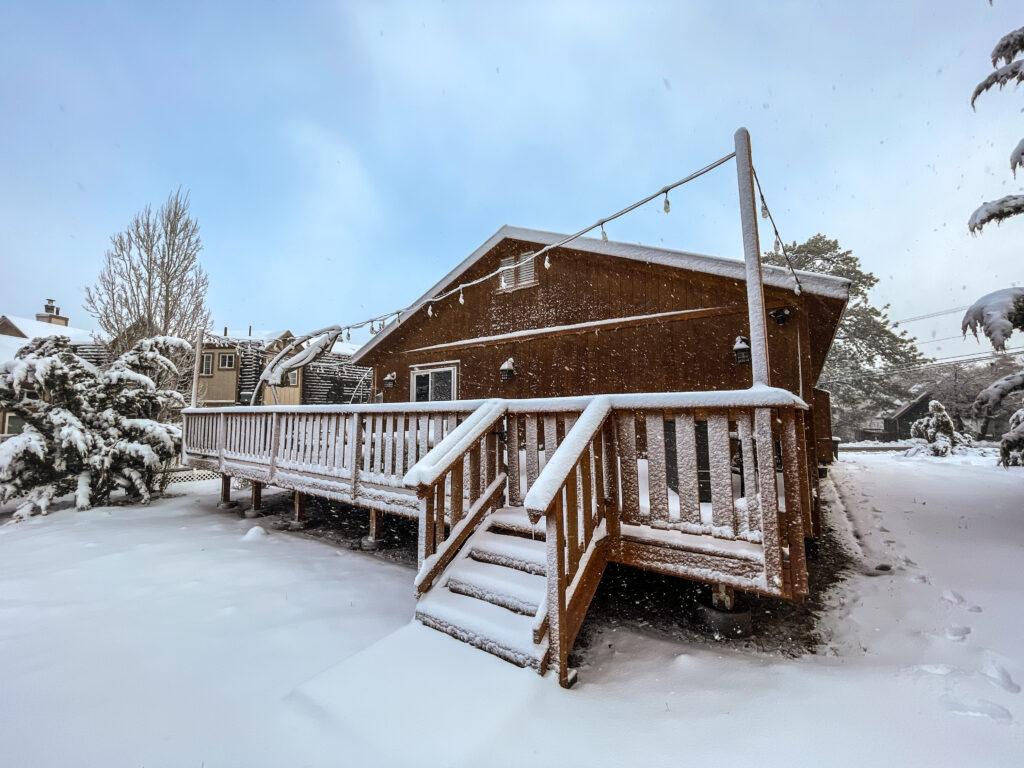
<box><xmin>415</xmin><ymin>508</ymin><xmax>549</xmax><ymax>671</ymax></box>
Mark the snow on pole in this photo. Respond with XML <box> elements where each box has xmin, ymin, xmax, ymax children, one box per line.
<box><xmin>734</xmin><ymin>127</ymin><xmax>771</xmax><ymax>386</ymax></box>
<box><xmin>191</xmin><ymin>326</ymin><xmax>204</xmax><ymax>408</ymax></box>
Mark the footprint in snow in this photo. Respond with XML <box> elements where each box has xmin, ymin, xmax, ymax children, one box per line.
<box><xmin>942</xmin><ymin>590</ymin><xmax>983</xmax><ymax>613</ymax></box>
<box><xmin>945</xmin><ymin>625</ymin><xmax>972</xmax><ymax>642</ymax></box>
<box><xmin>981</xmin><ymin>660</ymin><xmax>1021</xmax><ymax>694</ymax></box>
<box><xmin>941</xmin><ymin>695</ymin><xmax>1012</xmax><ymax>722</ymax></box>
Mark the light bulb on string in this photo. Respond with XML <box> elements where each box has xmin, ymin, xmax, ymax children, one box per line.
<box><xmin>543</xmin><ymin>253</ymin><xmax>551</xmax><ymax>270</ymax></box>
<box><xmin>346</xmin><ymin>328</ymin><xmax>351</xmax><ymax>342</ymax></box>
<box><xmin>459</xmin><ymin>288</ymin><xmax>465</xmax><ymax>305</ymax></box>
<box><xmin>774</xmin><ymin>235</ymin><xmax>781</xmax><ymax>254</ymax></box>
<box><xmin>760</xmin><ymin>200</ymin><xmax>769</xmax><ymax>219</ymax></box>
<box><xmin>663</xmin><ymin>193</ymin><xmax>670</xmax><ymax>214</ymax></box>
<box><xmin>427</xmin><ymin>303</ymin><xmax>433</xmax><ymax>318</ymax></box>
<box><xmin>600</xmin><ymin>223</ymin><xmax>608</xmax><ymax>242</ymax></box>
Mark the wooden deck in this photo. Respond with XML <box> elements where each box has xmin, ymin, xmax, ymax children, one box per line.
<box><xmin>181</xmin><ymin>388</ymin><xmax>815</xmax><ymax>686</ymax></box>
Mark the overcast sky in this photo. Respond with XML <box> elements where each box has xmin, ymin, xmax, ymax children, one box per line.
<box><xmin>1</xmin><ymin>1</ymin><xmax>1021</xmax><ymax>357</ymax></box>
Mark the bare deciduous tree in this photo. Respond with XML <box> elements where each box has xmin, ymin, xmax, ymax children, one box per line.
<box><xmin>85</xmin><ymin>188</ymin><xmax>210</xmax><ymax>356</ymax></box>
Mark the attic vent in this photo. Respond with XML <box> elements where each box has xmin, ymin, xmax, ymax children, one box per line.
<box><xmin>498</xmin><ymin>253</ymin><xmax>538</xmax><ymax>292</ymax></box>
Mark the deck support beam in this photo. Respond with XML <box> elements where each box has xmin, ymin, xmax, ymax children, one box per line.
<box><xmin>734</xmin><ymin>127</ymin><xmax>771</xmax><ymax>387</ymax></box>
<box><xmin>245</xmin><ymin>482</ymin><xmax>263</xmax><ymax>519</ymax></box>
<box><xmin>288</xmin><ymin>491</ymin><xmax>309</xmax><ymax>531</ymax></box>
<box><xmin>216</xmin><ymin>475</ymin><xmax>237</xmax><ymax>510</ymax></box>
<box><xmin>361</xmin><ymin>508</ymin><xmax>382</xmax><ymax>551</ymax></box>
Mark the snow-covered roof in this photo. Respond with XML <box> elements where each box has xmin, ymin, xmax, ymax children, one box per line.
<box><xmin>1</xmin><ymin>315</ymin><xmax>99</xmax><ymax>344</ymax></box>
<box><xmin>332</xmin><ymin>339</ymin><xmax>362</xmax><ymax>356</ymax></box>
<box><xmin>0</xmin><ymin>334</ymin><xmax>27</xmax><ymax>363</ymax></box>
<box><xmin>352</xmin><ymin>225</ymin><xmax>851</xmax><ymax>364</ymax></box>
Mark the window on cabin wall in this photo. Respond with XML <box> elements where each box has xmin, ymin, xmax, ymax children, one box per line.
<box><xmin>411</xmin><ymin>365</ymin><xmax>457</xmax><ymax>402</ymax></box>
<box><xmin>498</xmin><ymin>253</ymin><xmax>538</xmax><ymax>292</ymax></box>
<box><xmin>200</xmin><ymin>353</ymin><xmax>213</xmax><ymax>376</ymax></box>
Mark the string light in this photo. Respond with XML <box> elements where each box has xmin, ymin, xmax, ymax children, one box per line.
<box><xmin>752</xmin><ymin>166</ymin><xmax>803</xmax><ymax>296</ymax></box>
<box><xmin>330</xmin><ymin>150</ymin><xmax>738</xmax><ymax>340</ymax></box>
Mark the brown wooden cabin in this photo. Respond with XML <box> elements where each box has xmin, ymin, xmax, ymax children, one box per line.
<box><xmin>182</xmin><ymin>225</ymin><xmax>849</xmax><ymax>687</ymax></box>
<box><xmin>353</xmin><ymin>225</ymin><xmax>847</xmax><ymax>484</ymax></box>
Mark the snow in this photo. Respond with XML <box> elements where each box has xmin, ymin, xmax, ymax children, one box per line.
<box><xmin>0</xmin><ymin>315</ymin><xmax>98</xmax><ymax>345</ymax></box>
<box><xmin>962</xmin><ymin>286</ymin><xmax>1024</xmax><ymax>351</ymax></box>
<box><xmin>0</xmin><ymin>333</ymin><xmax>27</xmax><ymax>363</ymax></box>
<box><xmin>3</xmin><ymin>457</ymin><xmax>1023</xmax><ymax>767</ymax></box>
<box><xmin>967</xmin><ymin>194</ymin><xmax>1024</xmax><ymax>234</ymax></box>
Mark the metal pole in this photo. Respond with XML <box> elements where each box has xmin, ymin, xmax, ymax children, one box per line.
<box><xmin>734</xmin><ymin>127</ymin><xmax>771</xmax><ymax>386</ymax></box>
<box><xmin>191</xmin><ymin>326</ymin><xmax>204</xmax><ymax>408</ymax></box>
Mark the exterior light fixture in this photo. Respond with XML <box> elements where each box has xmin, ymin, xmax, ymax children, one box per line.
<box><xmin>382</xmin><ymin>371</ymin><xmax>397</xmax><ymax>389</ymax></box>
<box><xmin>769</xmin><ymin>308</ymin><xmax>792</xmax><ymax>326</ymax></box>
<box><xmin>499</xmin><ymin>357</ymin><xmax>516</xmax><ymax>382</ymax></box>
<box><xmin>733</xmin><ymin>336</ymin><xmax>751</xmax><ymax>366</ymax></box>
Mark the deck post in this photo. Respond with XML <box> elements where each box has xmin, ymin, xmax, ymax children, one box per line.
<box><xmin>288</xmin><ymin>491</ymin><xmax>309</xmax><ymax>531</ymax></box>
<box><xmin>245</xmin><ymin>481</ymin><xmax>263</xmax><ymax>519</ymax></box>
<box><xmin>734</xmin><ymin>127</ymin><xmax>771</xmax><ymax>386</ymax></box>
<box><xmin>711</xmin><ymin>584</ymin><xmax>735</xmax><ymax>611</ymax></box>
<box><xmin>216</xmin><ymin>474</ymin><xmax>237</xmax><ymax>509</ymax></box>
<box><xmin>361</xmin><ymin>509</ymin><xmax>382</xmax><ymax>551</ymax></box>
<box><xmin>190</xmin><ymin>326</ymin><xmax>204</xmax><ymax>408</ymax></box>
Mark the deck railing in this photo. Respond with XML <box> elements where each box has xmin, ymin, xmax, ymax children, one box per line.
<box><xmin>182</xmin><ymin>386</ymin><xmax>813</xmax><ymax>686</ymax></box>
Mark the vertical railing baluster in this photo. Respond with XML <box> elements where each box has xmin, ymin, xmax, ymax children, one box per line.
<box><xmin>707</xmin><ymin>412</ymin><xmax>735</xmax><ymax>539</ymax></box>
<box><xmin>645</xmin><ymin>413</ymin><xmax>669</xmax><ymax>528</ymax></box>
<box><xmin>616</xmin><ymin>412</ymin><xmax>639</xmax><ymax>525</ymax></box>
<box><xmin>506</xmin><ymin>414</ymin><xmax>521</xmax><ymax>506</ymax></box>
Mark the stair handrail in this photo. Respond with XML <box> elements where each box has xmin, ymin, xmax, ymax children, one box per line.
<box><xmin>402</xmin><ymin>398</ymin><xmax>507</xmax><ymax>488</ymax></box>
<box><xmin>524</xmin><ymin>396</ymin><xmax>613</xmax><ymax>522</ymax></box>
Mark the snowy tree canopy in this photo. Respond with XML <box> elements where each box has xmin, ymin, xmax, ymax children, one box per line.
<box><xmin>961</xmin><ymin>287</ymin><xmax>1024</xmax><ymax>351</ymax></box>
<box><xmin>0</xmin><ymin>335</ymin><xmax>190</xmax><ymax>519</ymax></box>
<box><xmin>969</xmin><ymin>24</ymin><xmax>1024</xmax><ymax>233</ymax></box>
<box><xmin>764</xmin><ymin>234</ymin><xmax>926</xmax><ymax>438</ymax></box>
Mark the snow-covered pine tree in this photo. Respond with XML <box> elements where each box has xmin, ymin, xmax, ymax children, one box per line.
<box><xmin>0</xmin><ymin>335</ymin><xmax>190</xmax><ymax>520</ymax></box>
<box><xmin>961</xmin><ymin>288</ymin><xmax>1024</xmax><ymax>464</ymax></box>
<box><xmin>909</xmin><ymin>399</ymin><xmax>970</xmax><ymax>457</ymax></box>
<box><xmin>968</xmin><ymin>21</ymin><xmax>1024</xmax><ymax>232</ymax></box>
<box><xmin>763</xmin><ymin>234</ymin><xmax>927</xmax><ymax>439</ymax></box>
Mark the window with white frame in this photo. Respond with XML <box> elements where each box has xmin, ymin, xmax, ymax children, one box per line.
<box><xmin>411</xmin><ymin>365</ymin><xmax>457</xmax><ymax>402</ymax></box>
<box><xmin>218</xmin><ymin>352</ymin><xmax>236</xmax><ymax>370</ymax></box>
<box><xmin>498</xmin><ymin>253</ymin><xmax>538</xmax><ymax>292</ymax></box>
<box><xmin>200</xmin><ymin>353</ymin><xmax>213</xmax><ymax>376</ymax></box>
<box><xmin>286</xmin><ymin>370</ymin><xmax>298</xmax><ymax>387</ymax></box>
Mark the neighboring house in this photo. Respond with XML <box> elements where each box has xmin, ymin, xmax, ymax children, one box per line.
<box><xmin>353</xmin><ymin>225</ymin><xmax>848</xmax><ymax>466</ymax></box>
<box><xmin>196</xmin><ymin>329</ymin><xmax>370</xmax><ymax>407</ymax></box>
<box><xmin>0</xmin><ymin>300</ymin><xmax>106</xmax><ymax>437</ymax></box>
<box><xmin>855</xmin><ymin>390</ymin><xmax>933</xmax><ymax>442</ymax></box>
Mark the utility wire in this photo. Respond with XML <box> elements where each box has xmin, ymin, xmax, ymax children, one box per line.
<box><xmin>821</xmin><ymin>346</ymin><xmax>1024</xmax><ymax>385</ymax></box>
<box><xmin>892</xmin><ymin>306</ymin><xmax>970</xmax><ymax>326</ymax></box>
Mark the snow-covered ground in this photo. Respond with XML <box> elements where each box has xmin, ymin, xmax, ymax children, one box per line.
<box><xmin>1</xmin><ymin>456</ymin><xmax>1022</xmax><ymax>767</ymax></box>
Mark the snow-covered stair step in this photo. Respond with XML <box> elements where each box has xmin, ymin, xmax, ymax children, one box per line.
<box><xmin>445</xmin><ymin>558</ymin><xmax>546</xmax><ymax>616</ymax></box>
<box><xmin>415</xmin><ymin>589</ymin><xmax>547</xmax><ymax>670</ymax></box>
<box><xmin>469</xmin><ymin>531</ymin><xmax>547</xmax><ymax>575</ymax></box>
<box><xmin>489</xmin><ymin>506</ymin><xmax>545</xmax><ymax>539</ymax></box>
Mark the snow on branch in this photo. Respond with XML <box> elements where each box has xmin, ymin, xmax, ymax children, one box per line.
<box><xmin>967</xmin><ymin>195</ymin><xmax>1024</xmax><ymax>234</ymax></box>
<box><xmin>961</xmin><ymin>287</ymin><xmax>1024</xmax><ymax>350</ymax></box>
<box><xmin>971</xmin><ymin>369</ymin><xmax>1024</xmax><ymax>418</ymax></box>
<box><xmin>1011</xmin><ymin>138</ymin><xmax>1024</xmax><ymax>177</ymax></box>
<box><xmin>991</xmin><ymin>26</ymin><xmax>1024</xmax><ymax>67</ymax></box>
<box><xmin>971</xmin><ymin>59</ymin><xmax>1024</xmax><ymax>109</ymax></box>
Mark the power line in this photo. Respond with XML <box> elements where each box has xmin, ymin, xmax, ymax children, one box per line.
<box><xmin>892</xmin><ymin>306</ymin><xmax>970</xmax><ymax>326</ymax></box>
<box><xmin>821</xmin><ymin>346</ymin><xmax>1024</xmax><ymax>385</ymax></box>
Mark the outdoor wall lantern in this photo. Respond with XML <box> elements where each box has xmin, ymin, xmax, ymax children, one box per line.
<box><xmin>733</xmin><ymin>336</ymin><xmax>751</xmax><ymax>366</ymax></box>
<box><xmin>769</xmin><ymin>307</ymin><xmax>792</xmax><ymax>326</ymax></box>
<box><xmin>382</xmin><ymin>371</ymin><xmax>397</xmax><ymax>389</ymax></box>
<box><xmin>499</xmin><ymin>357</ymin><xmax>516</xmax><ymax>382</ymax></box>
